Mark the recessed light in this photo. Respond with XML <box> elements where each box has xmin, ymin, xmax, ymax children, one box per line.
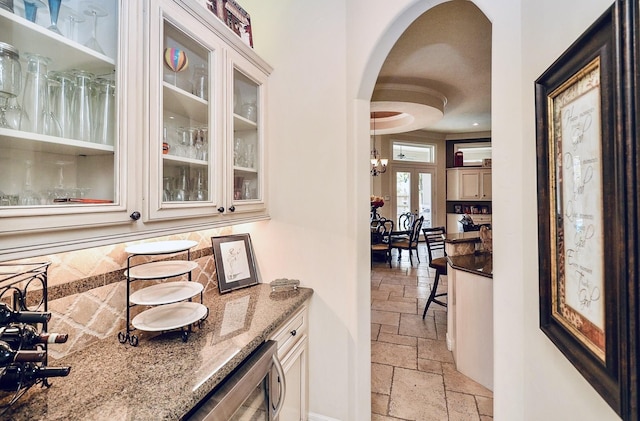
<box><xmin>472</xmin><ymin>122</ymin><xmax>479</xmax><ymax>126</ymax></box>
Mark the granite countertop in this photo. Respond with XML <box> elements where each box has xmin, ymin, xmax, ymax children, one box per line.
<box><xmin>2</xmin><ymin>284</ymin><xmax>313</xmax><ymax>421</ymax></box>
<box><xmin>448</xmin><ymin>251</ymin><xmax>493</xmax><ymax>278</ymax></box>
<box><xmin>443</xmin><ymin>232</ymin><xmax>481</xmax><ymax>244</ymax></box>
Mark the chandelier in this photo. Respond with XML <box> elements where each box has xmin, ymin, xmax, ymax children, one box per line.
<box><xmin>370</xmin><ymin>114</ymin><xmax>387</xmax><ymax>176</ymax></box>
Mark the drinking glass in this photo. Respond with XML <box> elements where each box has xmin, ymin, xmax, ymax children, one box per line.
<box><xmin>61</xmin><ymin>5</ymin><xmax>85</xmax><ymax>42</ymax></box>
<box><xmin>20</xmin><ymin>160</ymin><xmax>40</xmax><ymax>206</ymax></box>
<box><xmin>4</xmin><ymin>97</ymin><xmax>28</xmax><ymax>130</ymax></box>
<box><xmin>69</xmin><ymin>70</ymin><xmax>94</xmax><ymax>141</ymax></box>
<box><xmin>191</xmin><ymin>64</ymin><xmax>208</xmax><ymax>100</ymax></box>
<box><xmin>0</xmin><ymin>42</ymin><xmax>21</xmax><ymax>129</ymax></box>
<box><xmin>21</xmin><ymin>53</ymin><xmax>61</xmax><ymax>136</ymax></box>
<box><xmin>48</xmin><ymin>71</ymin><xmax>74</xmax><ymax>138</ymax></box>
<box><xmin>47</xmin><ymin>0</ymin><xmax>63</xmax><ymax>35</ymax></box>
<box><xmin>173</xmin><ymin>167</ymin><xmax>188</xmax><ymax>201</ymax></box>
<box><xmin>83</xmin><ymin>3</ymin><xmax>108</xmax><ymax>54</ymax></box>
<box><xmin>190</xmin><ymin>169</ymin><xmax>207</xmax><ymax>201</ymax></box>
<box><xmin>24</xmin><ymin>0</ymin><xmax>45</xmax><ymax>23</ymax></box>
<box><xmin>92</xmin><ymin>77</ymin><xmax>116</xmax><ymax>145</ymax></box>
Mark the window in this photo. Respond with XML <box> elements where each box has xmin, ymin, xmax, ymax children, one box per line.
<box><xmin>392</xmin><ymin>141</ymin><xmax>435</xmax><ymax>163</ymax></box>
<box><xmin>454</xmin><ymin>142</ymin><xmax>492</xmax><ymax>166</ymax></box>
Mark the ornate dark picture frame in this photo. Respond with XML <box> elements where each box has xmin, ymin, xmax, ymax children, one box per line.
<box><xmin>535</xmin><ymin>3</ymin><xmax>635</xmax><ymax>417</ymax></box>
<box><xmin>211</xmin><ymin>234</ymin><xmax>259</xmax><ymax>294</ymax></box>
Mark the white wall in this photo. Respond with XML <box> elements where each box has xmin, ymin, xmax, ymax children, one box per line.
<box><xmin>237</xmin><ymin>0</ymin><xmax>621</xmax><ymax>419</ymax></box>
<box><xmin>520</xmin><ymin>0</ymin><xmax>620</xmax><ymax>419</ymax></box>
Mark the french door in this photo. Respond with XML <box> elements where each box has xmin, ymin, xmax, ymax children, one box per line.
<box><xmin>392</xmin><ymin>166</ymin><xmax>435</xmax><ymax>228</ymax></box>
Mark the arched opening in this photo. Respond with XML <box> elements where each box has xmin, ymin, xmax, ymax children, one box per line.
<box><xmin>360</xmin><ymin>1</ymin><xmax>493</xmax><ymax>418</ymax></box>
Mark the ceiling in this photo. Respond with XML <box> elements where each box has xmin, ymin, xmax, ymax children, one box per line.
<box><xmin>372</xmin><ymin>0</ymin><xmax>492</xmax><ymax>135</ymax></box>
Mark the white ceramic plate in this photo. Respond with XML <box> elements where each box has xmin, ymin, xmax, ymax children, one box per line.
<box><xmin>132</xmin><ymin>302</ymin><xmax>208</xmax><ymax>332</ymax></box>
<box><xmin>130</xmin><ymin>281</ymin><xmax>204</xmax><ymax>306</ymax></box>
<box><xmin>124</xmin><ymin>260</ymin><xmax>198</xmax><ymax>280</ymax></box>
<box><xmin>125</xmin><ymin>240</ymin><xmax>198</xmax><ymax>255</ymax></box>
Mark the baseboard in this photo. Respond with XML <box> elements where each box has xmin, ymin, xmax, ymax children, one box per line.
<box><xmin>446</xmin><ymin>332</ymin><xmax>454</xmax><ymax>352</ymax></box>
<box><xmin>308</xmin><ymin>412</ymin><xmax>342</xmax><ymax>421</ymax></box>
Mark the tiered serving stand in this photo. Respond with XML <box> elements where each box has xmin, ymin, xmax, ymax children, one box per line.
<box><xmin>118</xmin><ymin>240</ymin><xmax>208</xmax><ymax>346</ymax></box>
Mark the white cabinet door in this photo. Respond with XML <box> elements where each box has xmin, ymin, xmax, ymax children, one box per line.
<box><xmin>459</xmin><ymin>171</ymin><xmax>481</xmax><ymax>199</ymax></box>
<box><xmin>279</xmin><ymin>336</ymin><xmax>308</xmax><ymax>421</ymax></box>
<box><xmin>0</xmin><ymin>1</ymin><xmax>141</xmax><ymax>258</ymax></box>
<box><xmin>481</xmin><ymin>170</ymin><xmax>492</xmax><ymax>200</ymax></box>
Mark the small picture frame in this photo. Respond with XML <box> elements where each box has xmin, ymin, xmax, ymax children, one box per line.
<box><xmin>206</xmin><ymin>0</ymin><xmax>253</xmax><ymax>48</ymax></box>
<box><xmin>211</xmin><ymin>234</ymin><xmax>259</xmax><ymax>294</ymax></box>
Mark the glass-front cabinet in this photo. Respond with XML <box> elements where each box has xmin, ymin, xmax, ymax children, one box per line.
<box><xmin>146</xmin><ymin>0</ymin><xmax>269</xmax><ymax>221</ymax></box>
<box><xmin>0</xmin><ymin>1</ymin><xmax>134</xmax><ymax>243</ymax></box>
<box><xmin>0</xmin><ymin>0</ymin><xmax>271</xmax><ymax>261</ymax></box>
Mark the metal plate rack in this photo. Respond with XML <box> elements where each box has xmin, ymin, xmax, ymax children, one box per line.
<box><xmin>118</xmin><ymin>240</ymin><xmax>209</xmax><ymax>346</ymax></box>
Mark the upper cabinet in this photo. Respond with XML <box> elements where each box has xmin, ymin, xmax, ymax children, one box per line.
<box><xmin>145</xmin><ymin>0</ymin><xmax>269</xmax><ymax>222</ymax></box>
<box><xmin>0</xmin><ymin>0</ymin><xmax>271</xmax><ymax>260</ymax></box>
<box><xmin>447</xmin><ymin>168</ymin><xmax>492</xmax><ymax>201</ymax></box>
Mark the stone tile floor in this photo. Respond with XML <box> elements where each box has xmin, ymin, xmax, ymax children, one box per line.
<box><xmin>371</xmin><ymin>245</ymin><xmax>493</xmax><ymax>420</ymax></box>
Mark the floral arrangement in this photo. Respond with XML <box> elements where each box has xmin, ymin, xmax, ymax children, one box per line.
<box><xmin>370</xmin><ymin>195</ymin><xmax>384</xmax><ymax>208</ymax></box>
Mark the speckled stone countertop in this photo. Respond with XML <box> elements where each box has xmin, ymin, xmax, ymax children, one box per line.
<box><xmin>443</xmin><ymin>232</ymin><xmax>481</xmax><ymax>244</ymax></box>
<box><xmin>448</xmin><ymin>252</ymin><xmax>493</xmax><ymax>278</ymax></box>
<box><xmin>2</xmin><ymin>284</ymin><xmax>313</xmax><ymax>421</ymax></box>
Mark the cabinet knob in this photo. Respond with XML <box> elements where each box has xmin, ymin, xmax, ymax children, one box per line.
<box><xmin>129</xmin><ymin>211</ymin><xmax>141</xmax><ymax>221</ymax></box>
<box><xmin>217</xmin><ymin>207</ymin><xmax>225</xmax><ymax>213</ymax></box>
<box><xmin>290</xmin><ymin>329</ymin><xmax>297</xmax><ymax>337</ymax></box>
<box><xmin>229</xmin><ymin>206</ymin><xmax>236</xmax><ymax>212</ymax></box>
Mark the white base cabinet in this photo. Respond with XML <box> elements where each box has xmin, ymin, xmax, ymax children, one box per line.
<box><xmin>270</xmin><ymin>302</ymin><xmax>309</xmax><ymax>421</ymax></box>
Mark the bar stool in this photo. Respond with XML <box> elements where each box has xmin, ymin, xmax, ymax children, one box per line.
<box><xmin>422</xmin><ymin>226</ymin><xmax>448</xmax><ymax>318</ymax></box>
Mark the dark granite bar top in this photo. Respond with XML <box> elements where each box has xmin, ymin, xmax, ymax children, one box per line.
<box><xmin>448</xmin><ymin>252</ymin><xmax>493</xmax><ymax>278</ymax></box>
<box><xmin>443</xmin><ymin>232</ymin><xmax>481</xmax><ymax>244</ymax></box>
<box><xmin>2</xmin><ymin>284</ymin><xmax>313</xmax><ymax>420</ymax></box>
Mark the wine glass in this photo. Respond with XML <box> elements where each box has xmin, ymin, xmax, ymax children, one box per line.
<box><xmin>20</xmin><ymin>160</ymin><xmax>41</xmax><ymax>206</ymax></box>
<box><xmin>24</xmin><ymin>0</ymin><xmax>46</xmax><ymax>23</ymax></box>
<box><xmin>0</xmin><ymin>42</ymin><xmax>22</xmax><ymax>129</ymax></box>
<box><xmin>83</xmin><ymin>3</ymin><xmax>107</xmax><ymax>54</ymax></box>
<box><xmin>47</xmin><ymin>0</ymin><xmax>63</xmax><ymax>35</ymax></box>
<box><xmin>61</xmin><ymin>5</ymin><xmax>85</xmax><ymax>42</ymax></box>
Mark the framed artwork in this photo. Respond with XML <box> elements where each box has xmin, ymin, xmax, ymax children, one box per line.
<box><xmin>535</xmin><ymin>3</ymin><xmax>633</xmax><ymax>417</ymax></box>
<box><xmin>211</xmin><ymin>234</ymin><xmax>259</xmax><ymax>294</ymax></box>
<box><xmin>206</xmin><ymin>0</ymin><xmax>253</xmax><ymax>48</ymax></box>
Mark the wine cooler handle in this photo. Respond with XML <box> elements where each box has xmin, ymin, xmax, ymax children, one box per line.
<box><xmin>271</xmin><ymin>354</ymin><xmax>286</xmax><ymax>419</ymax></box>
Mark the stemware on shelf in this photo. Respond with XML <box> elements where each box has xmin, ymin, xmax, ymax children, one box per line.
<box><xmin>20</xmin><ymin>53</ymin><xmax>61</xmax><ymax>136</ymax></box>
<box><xmin>83</xmin><ymin>2</ymin><xmax>108</xmax><ymax>54</ymax></box>
<box><xmin>0</xmin><ymin>42</ymin><xmax>21</xmax><ymax>128</ymax></box>
<box><xmin>69</xmin><ymin>70</ymin><xmax>93</xmax><ymax>141</ymax></box>
<box><xmin>5</xmin><ymin>97</ymin><xmax>28</xmax><ymax>130</ymax></box>
<box><xmin>47</xmin><ymin>0</ymin><xmax>63</xmax><ymax>35</ymax></box>
<box><xmin>24</xmin><ymin>0</ymin><xmax>46</xmax><ymax>23</ymax></box>
<box><xmin>61</xmin><ymin>4</ymin><xmax>85</xmax><ymax>42</ymax></box>
<box><xmin>20</xmin><ymin>160</ymin><xmax>40</xmax><ymax>206</ymax></box>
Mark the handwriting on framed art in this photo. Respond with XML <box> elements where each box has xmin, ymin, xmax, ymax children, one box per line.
<box><xmin>549</xmin><ymin>57</ymin><xmax>605</xmax><ymax>360</ymax></box>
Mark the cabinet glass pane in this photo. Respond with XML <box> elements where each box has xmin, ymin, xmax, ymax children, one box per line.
<box><xmin>0</xmin><ymin>1</ymin><xmax>119</xmax><ymax>208</ymax></box>
<box><xmin>161</xmin><ymin>20</ymin><xmax>209</xmax><ymax>203</ymax></box>
<box><xmin>233</xmin><ymin>69</ymin><xmax>259</xmax><ymax>201</ymax></box>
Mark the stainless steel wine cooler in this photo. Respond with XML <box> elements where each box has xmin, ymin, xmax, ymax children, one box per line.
<box><xmin>185</xmin><ymin>340</ymin><xmax>286</xmax><ymax>421</ymax></box>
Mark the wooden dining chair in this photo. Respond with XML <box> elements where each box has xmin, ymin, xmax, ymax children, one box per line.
<box><xmin>371</xmin><ymin>219</ymin><xmax>394</xmax><ymax>268</ymax></box>
<box><xmin>391</xmin><ymin>216</ymin><xmax>424</xmax><ymax>266</ymax></box>
<box><xmin>422</xmin><ymin>226</ymin><xmax>447</xmax><ymax>318</ymax></box>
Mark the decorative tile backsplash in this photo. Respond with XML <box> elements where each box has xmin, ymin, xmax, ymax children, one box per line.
<box><xmin>7</xmin><ymin>227</ymin><xmax>233</xmax><ymax>359</ymax></box>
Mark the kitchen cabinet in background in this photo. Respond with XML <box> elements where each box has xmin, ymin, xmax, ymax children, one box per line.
<box><xmin>446</xmin><ymin>168</ymin><xmax>492</xmax><ymax>201</ymax></box>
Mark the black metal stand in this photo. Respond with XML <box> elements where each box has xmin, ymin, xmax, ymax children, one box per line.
<box><xmin>118</xmin><ymin>246</ymin><xmax>208</xmax><ymax>347</ymax></box>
